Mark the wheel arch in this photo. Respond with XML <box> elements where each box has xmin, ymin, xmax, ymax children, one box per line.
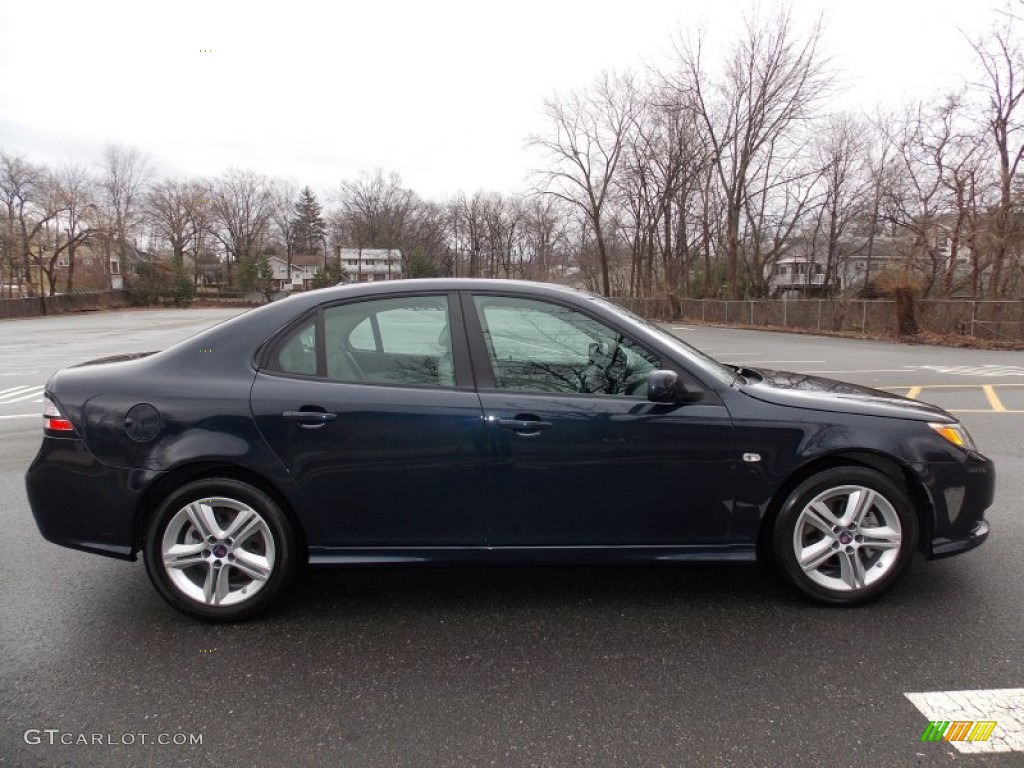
<box><xmin>756</xmin><ymin>450</ymin><xmax>934</xmax><ymax>564</ymax></box>
<box><xmin>133</xmin><ymin>462</ymin><xmax>309</xmax><ymax>558</ymax></box>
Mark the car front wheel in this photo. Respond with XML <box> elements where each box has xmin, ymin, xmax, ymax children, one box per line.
<box><xmin>144</xmin><ymin>479</ymin><xmax>298</xmax><ymax>621</ymax></box>
<box><xmin>773</xmin><ymin>467</ymin><xmax>919</xmax><ymax>605</ymax></box>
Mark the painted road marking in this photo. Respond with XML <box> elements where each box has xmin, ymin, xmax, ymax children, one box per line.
<box><xmin>885</xmin><ymin>384</ymin><xmax>1024</xmax><ymax>414</ymax></box>
<box><xmin>804</xmin><ymin>369</ymin><xmax>913</xmax><ymax>375</ymax></box>
<box><xmin>905</xmin><ymin>688</ymin><xmax>1024</xmax><ymax>753</ymax></box>
<box><xmin>0</xmin><ymin>386</ymin><xmax>45</xmax><ymax>404</ymax></box>
<box><xmin>0</xmin><ymin>385</ymin><xmax>36</xmax><ymax>396</ymax></box>
<box><xmin>915</xmin><ymin>364</ymin><xmax>1024</xmax><ymax>377</ymax></box>
<box><xmin>0</xmin><ymin>414</ymin><xmax>38</xmax><ymax>420</ymax></box>
<box><xmin>983</xmin><ymin>385</ymin><xmax>1008</xmax><ymax>412</ymax></box>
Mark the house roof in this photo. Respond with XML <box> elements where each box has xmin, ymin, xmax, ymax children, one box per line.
<box><xmin>267</xmin><ymin>253</ymin><xmax>323</xmax><ymax>268</ymax></box>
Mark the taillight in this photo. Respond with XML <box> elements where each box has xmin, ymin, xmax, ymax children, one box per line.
<box><xmin>42</xmin><ymin>398</ymin><xmax>74</xmax><ymax>433</ymax></box>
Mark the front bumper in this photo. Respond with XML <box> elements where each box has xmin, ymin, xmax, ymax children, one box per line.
<box><xmin>25</xmin><ymin>437</ymin><xmax>160</xmax><ymax>561</ymax></box>
<box><xmin>920</xmin><ymin>450</ymin><xmax>995</xmax><ymax>560</ymax></box>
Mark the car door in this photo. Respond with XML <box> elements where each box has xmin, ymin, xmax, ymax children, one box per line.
<box><xmin>250</xmin><ymin>292</ymin><xmax>488</xmax><ymax>547</ymax></box>
<box><xmin>465</xmin><ymin>292</ymin><xmax>735</xmax><ymax>547</ymax></box>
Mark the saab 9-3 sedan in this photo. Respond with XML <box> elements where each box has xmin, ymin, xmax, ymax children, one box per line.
<box><xmin>26</xmin><ymin>280</ymin><xmax>993</xmax><ymax>620</ymax></box>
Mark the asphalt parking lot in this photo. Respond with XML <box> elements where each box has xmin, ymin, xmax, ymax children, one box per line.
<box><xmin>1</xmin><ymin>308</ymin><xmax>1022</xmax><ymax>767</ymax></box>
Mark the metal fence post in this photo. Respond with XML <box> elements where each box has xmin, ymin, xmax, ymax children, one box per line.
<box><xmin>817</xmin><ymin>300</ymin><xmax>822</xmax><ymax>331</ymax></box>
<box><xmin>970</xmin><ymin>301</ymin><xmax>976</xmax><ymax>337</ymax></box>
<box><xmin>750</xmin><ymin>300</ymin><xmax>754</xmax><ymax>326</ymax></box>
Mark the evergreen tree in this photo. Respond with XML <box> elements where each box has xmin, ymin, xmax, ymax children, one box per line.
<box><xmin>291</xmin><ymin>186</ymin><xmax>326</xmax><ymax>255</ymax></box>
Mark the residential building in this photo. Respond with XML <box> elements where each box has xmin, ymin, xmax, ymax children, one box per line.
<box><xmin>338</xmin><ymin>248</ymin><xmax>402</xmax><ymax>282</ymax></box>
<box><xmin>267</xmin><ymin>253</ymin><xmax>324</xmax><ymax>292</ymax></box>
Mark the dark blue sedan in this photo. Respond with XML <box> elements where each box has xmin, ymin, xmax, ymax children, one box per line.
<box><xmin>25</xmin><ymin>280</ymin><xmax>994</xmax><ymax>620</ymax></box>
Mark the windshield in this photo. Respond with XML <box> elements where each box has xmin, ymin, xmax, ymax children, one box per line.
<box><xmin>589</xmin><ymin>297</ymin><xmax>738</xmax><ymax>387</ymax></box>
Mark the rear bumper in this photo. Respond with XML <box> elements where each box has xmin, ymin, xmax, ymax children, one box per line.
<box><xmin>25</xmin><ymin>437</ymin><xmax>160</xmax><ymax>561</ymax></box>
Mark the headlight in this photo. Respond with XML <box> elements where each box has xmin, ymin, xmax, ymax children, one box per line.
<box><xmin>928</xmin><ymin>422</ymin><xmax>976</xmax><ymax>451</ymax></box>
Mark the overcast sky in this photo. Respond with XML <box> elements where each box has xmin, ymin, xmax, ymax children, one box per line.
<box><xmin>0</xmin><ymin>0</ymin><xmax>1007</xmax><ymax>200</ymax></box>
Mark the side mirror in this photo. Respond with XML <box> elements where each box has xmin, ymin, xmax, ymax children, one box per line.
<box><xmin>647</xmin><ymin>370</ymin><xmax>687</xmax><ymax>404</ymax></box>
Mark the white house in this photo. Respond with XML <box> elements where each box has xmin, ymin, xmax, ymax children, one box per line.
<box><xmin>338</xmin><ymin>249</ymin><xmax>402</xmax><ymax>282</ymax></box>
<box><xmin>267</xmin><ymin>253</ymin><xmax>324</xmax><ymax>292</ymax></box>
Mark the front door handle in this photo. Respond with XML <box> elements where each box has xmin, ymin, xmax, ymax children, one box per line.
<box><xmin>282</xmin><ymin>410</ymin><xmax>337</xmax><ymax>428</ymax></box>
<box><xmin>496</xmin><ymin>416</ymin><xmax>552</xmax><ymax>435</ymax></box>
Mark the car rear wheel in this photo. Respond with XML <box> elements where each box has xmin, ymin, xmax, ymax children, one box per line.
<box><xmin>144</xmin><ymin>479</ymin><xmax>298</xmax><ymax>621</ymax></box>
<box><xmin>772</xmin><ymin>467</ymin><xmax>918</xmax><ymax>605</ymax></box>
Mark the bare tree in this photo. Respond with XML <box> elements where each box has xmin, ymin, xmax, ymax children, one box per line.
<box><xmin>51</xmin><ymin>164</ymin><xmax>99</xmax><ymax>295</ymax></box>
<box><xmin>808</xmin><ymin>113</ymin><xmax>870</xmax><ymax>294</ymax></box>
<box><xmin>332</xmin><ymin>170</ymin><xmax>415</xmax><ymax>277</ymax></box>
<box><xmin>668</xmin><ymin>9</ymin><xmax>832</xmax><ymax>298</ymax></box>
<box><xmin>969</xmin><ymin>10</ymin><xmax>1024</xmax><ymax>295</ymax></box>
<box><xmin>208</xmin><ymin>169</ymin><xmax>274</xmax><ymax>287</ymax></box>
<box><xmin>269</xmin><ymin>179</ymin><xmax>299</xmax><ymax>287</ymax></box>
<box><xmin>0</xmin><ymin>151</ymin><xmax>63</xmax><ymax>297</ymax></box>
<box><xmin>530</xmin><ymin>70</ymin><xmax>642</xmax><ymax>296</ymax></box>
<box><xmin>145</xmin><ymin>178</ymin><xmax>205</xmax><ymax>275</ymax></box>
<box><xmin>97</xmin><ymin>143</ymin><xmax>151</xmax><ymax>287</ymax></box>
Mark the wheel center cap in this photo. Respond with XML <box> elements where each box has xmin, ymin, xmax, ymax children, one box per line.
<box><xmin>213</xmin><ymin>544</ymin><xmax>228</xmax><ymax>558</ymax></box>
<box><xmin>838</xmin><ymin>531</ymin><xmax>853</xmax><ymax>546</ymax></box>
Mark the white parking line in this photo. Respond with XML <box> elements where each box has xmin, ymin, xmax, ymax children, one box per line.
<box><xmin>803</xmin><ymin>369</ymin><xmax>913</xmax><ymax>374</ymax></box>
<box><xmin>905</xmin><ymin>688</ymin><xmax>1024</xmax><ymax>753</ymax></box>
<box><xmin>0</xmin><ymin>385</ymin><xmax>36</xmax><ymax>396</ymax></box>
<box><xmin>0</xmin><ymin>388</ymin><xmax>46</xmax><ymax>404</ymax></box>
<box><xmin>0</xmin><ymin>414</ymin><xmax>38</xmax><ymax>420</ymax></box>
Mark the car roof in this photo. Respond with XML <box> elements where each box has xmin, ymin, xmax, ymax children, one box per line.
<box><xmin>300</xmin><ymin>278</ymin><xmax>595</xmax><ymax>302</ymax></box>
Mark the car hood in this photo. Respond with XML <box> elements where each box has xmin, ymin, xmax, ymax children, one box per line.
<box><xmin>738</xmin><ymin>368</ymin><xmax>953</xmax><ymax>422</ymax></box>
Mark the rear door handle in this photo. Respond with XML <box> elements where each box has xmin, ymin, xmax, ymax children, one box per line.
<box><xmin>282</xmin><ymin>410</ymin><xmax>337</xmax><ymax>428</ymax></box>
<box><xmin>496</xmin><ymin>417</ymin><xmax>552</xmax><ymax>435</ymax></box>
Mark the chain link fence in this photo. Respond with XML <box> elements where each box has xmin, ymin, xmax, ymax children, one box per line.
<box><xmin>612</xmin><ymin>297</ymin><xmax>1024</xmax><ymax>342</ymax></box>
<box><xmin>0</xmin><ymin>291</ymin><xmax>126</xmax><ymax>320</ymax></box>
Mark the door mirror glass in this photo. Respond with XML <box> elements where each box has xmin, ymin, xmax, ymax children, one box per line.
<box><xmin>647</xmin><ymin>370</ymin><xmax>687</xmax><ymax>403</ymax></box>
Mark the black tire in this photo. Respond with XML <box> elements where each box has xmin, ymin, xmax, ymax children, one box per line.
<box><xmin>143</xmin><ymin>478</ymin><xmax>299</xmax><ymax>621</ymax></box>
<box><xmin>772</xmin><ymin>466</ymin><xmax>919</xmax><ymax>605</ymax></box>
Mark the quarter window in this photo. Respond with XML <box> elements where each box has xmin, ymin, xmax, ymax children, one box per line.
<box><xmin>272</xmin><ymin>318</ymin><xmax>318</xmax><ymax>376</ymax></box>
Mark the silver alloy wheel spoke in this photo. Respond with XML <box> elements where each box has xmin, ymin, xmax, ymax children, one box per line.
<box><xmin>843</xmin><ymin>488</ymin><xmax>876</xmax><ymax>527</ymax></box>
<box><xmin>222</xmin><ymin>507</ymin><xmax>256</xmax><ymax>541</ymax></box>
<box><xmin>163</xmin><ymin>542</ymin><xmax>206</xmax><ymax>570</ymax></box>
<box><xmin>186</xmin><ymin>502</ymin><xmax>222</xmax><ymax>540</ymax></box>
<box><xmin>799</xmin><ymin>537</ymin><xmax>834</xmax><ymax>571</ymax></box>
<box><xmin>161</xmin><ymin>496</ymin><xmax>276</xmax><ymax>608</ymax></box>
<box><xmin>838</xmin><ymin>549</ymin><xmax>867</xmax><ymax>589</ymax></box>
<box><xmin>232</xmin><ymin>551</ymin><xmax>272</xmax><ymax>581</ymax></box>
<box><xmin>804</xmin><ymin>502</ymin><xmax>840</xmax><ymax>535</ymax></box>
<box><xmin>231</xmin><ymin>514</ymin><xmax>264</xmax><ymax>547</ymax></box>
<box><xmin>860</xmin><ymin>525</ymin><xmax>901</xmax><ymax>549</ymax></box>
<box><xmin>793</xmin><ymin>483</ymin><xmax>902</xmax><ymax>593</ymax></box>
<box><xmin>202</xmin><ymin>563</ymin><xmax>231</xmax><ymax>604</ymax></box>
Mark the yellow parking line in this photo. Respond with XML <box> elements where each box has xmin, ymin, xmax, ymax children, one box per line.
<box><xmin>982</xmin><ymin>385</ymin><xmax>1008</xmax><ymax>412</ymax></box>
<box><xmin>950</xmin><ymin>409</ymin><xmax>1024</xmax><ymax>413</ymax></box>
<box><xmin>906</xmin><ymin>386</ymin><xmax>922</xmax><ymax>399</ymax></box>
<box><xmin>883</xmin><ymin>383</ymin><xmax>1024</xmax><ymax>390</ymax></box>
